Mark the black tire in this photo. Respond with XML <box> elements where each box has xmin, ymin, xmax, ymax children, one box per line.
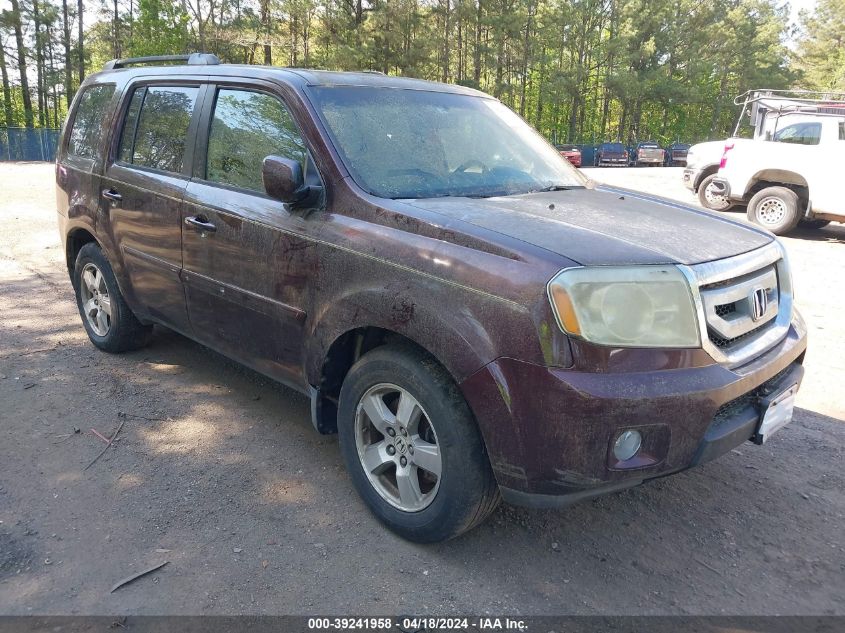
<box><xmin>800</xmin><ymin>218</ymin><xmax>830</xmax><ymax>229</ymax></box>
<box><xmin>698</xmin><ymin>173</ymin><xmax>733</xmax><ymax>211</ymax></box>
<box><xmin>73</xmin><ymin>242</ymin><xmax>152</xmax><ymax>353</ymax></box>
<box><xmin>337</xmin><ymin>344</ymin><xmax>500</xmax><ymax>542</ymax></box>
<box><xmin>746</xmin><ymin>186</ymin><xmax>801</xmax><ymax>235</ymax></box>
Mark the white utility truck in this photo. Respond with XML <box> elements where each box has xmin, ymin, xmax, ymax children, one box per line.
<box><xmin>709</xmin><ymin>89</ymin><xmax>845</xmax><ymax>235</ymax></box>
<box><xmin>682</xmin><ymin>140</ymin><xmax>734</xmax><ymax>210</ymax></box>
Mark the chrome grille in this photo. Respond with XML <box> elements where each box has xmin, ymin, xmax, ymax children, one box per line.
<box><xmin>709</xmin><ymin>321</ymin><xmax>770</xmax><ymax>349</ymax></box>
<box><xmin>680</xmin><ymin>242</ymin><xmax>793</xmax><ymax>367</ymax></box>
<box><xmin>700</xmin><ymin>264</ymin><xmax>779</xmax><ymax>349</ymax></box>
<box><xmin>715</xmin><ymin>303</ymin><xmax>736</xmax><ymax>317</ymax></box>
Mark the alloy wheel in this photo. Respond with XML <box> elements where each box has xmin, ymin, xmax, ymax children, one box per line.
<box><xmin>354</xmin><ymin>383</ymin><xmax>442</xmax><ymax>512</ymax></box>
<box><xmin>79</xmin><ymin>263</ymin><xmax>112</xmax><ymax>336</ymax></box>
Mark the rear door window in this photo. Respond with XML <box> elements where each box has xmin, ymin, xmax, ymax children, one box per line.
<box><xmin>205</xmin><ymin>88</ymin><xmax>307</xmax><ymax>192</ymax></box>
<box><xmin>772</xmin><ymin>122</ymin><xmax>822</xmax><ymax>145</ymax></box>
<box><xmin>67</xmin><ymin>84</ymin><xmax>116</xmax><ymax>158</ymax></box>
<box><xmin>117</xmin><ymin>86</ymin><xmax>199</xmax><ymax>174</ymax></box>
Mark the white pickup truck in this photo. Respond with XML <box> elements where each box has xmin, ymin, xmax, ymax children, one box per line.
<box><xmin>709</xmin><ymin>92</ymin><xmax>845</xmax><ymax>235</ymax></box>
<box><xmin>682</xmin><ymin>140</ymin><xmax>733</xmax><ymax>210</ymax></box>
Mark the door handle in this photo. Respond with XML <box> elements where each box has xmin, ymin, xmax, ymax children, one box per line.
<box><xmin>102</xmin><ymin>188</ymin><xmax>122</xmax><ymax>203</ymax></box>
<box><xmin>185</xmin><ymin>215</ymin><xmax>217</xmax><ymax>233</ymax></box>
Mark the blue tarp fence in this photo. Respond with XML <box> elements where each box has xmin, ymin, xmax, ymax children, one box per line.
<box><xmin>0</xmin><ymin>127</ymin><xmax>61</xmax><ymax>162</ymax></box>
<box><xmin>577</xmin><ymin>145</ymin><xmax>598</xmax><ymax>166</ymax></box>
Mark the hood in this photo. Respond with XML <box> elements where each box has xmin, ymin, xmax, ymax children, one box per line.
<box><xmin>687</xmin><ymin>140</ymin><xmax>727</xmax><ymax>167</ymax></box>
<box><xmin>405</xmin><ymin>186</ymin><xmax>772</xmax><ymax>266</ymax></box>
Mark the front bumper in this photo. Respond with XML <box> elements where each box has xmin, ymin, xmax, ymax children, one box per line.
<box><xmin>683</xmin><ymin>167</ymin><xmax>704</xmax><ymax>191</ymax></box>
<box><xmin>460</xmin><ymin>316</ymin><xmax>807</xmax><ymax>508</ymax></box>
<box><xmin>709</xmin><ymin>177</ymin><xmax>733</xmax><ymax>200</ymax></box>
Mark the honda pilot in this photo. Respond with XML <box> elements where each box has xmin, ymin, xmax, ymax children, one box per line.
<box><xmin>56</xmin><ymin>54</ymin><xmax>807</xmax><ymax>542</ymax></box>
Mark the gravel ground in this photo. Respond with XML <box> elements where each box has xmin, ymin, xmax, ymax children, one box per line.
<box><xmin>0</xmin><ymin>162</ymin><xmax>842</xmax><ymax>616</ymax></box>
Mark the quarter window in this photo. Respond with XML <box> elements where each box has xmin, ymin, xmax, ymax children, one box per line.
<box><xmin>117</xmin><ymin>88</ymin><xmax>144</xmax><ymax>164</ymax></box>
<box><xmin>117</xmin><ymin>86</ymin><xmax>198</xmax><ymax>174</ymax></box>
<box><xmin>67</xmin><ymin>85</ymin><xmax>115</xmax><ymax>158</ymax></box>
<box><xmin>206</xmin><ymin>89</ymin><xmax>307</xmax><ymax>192</ymax></box>
<box><xmin>772</xmin><ymin>122</ymin><xmax>822</xmax><ymax>146</ymax></box>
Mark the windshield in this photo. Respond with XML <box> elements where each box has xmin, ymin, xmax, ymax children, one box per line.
<box><xmin>310</xmin><ymin>86</ymin><xmax>584</xmax><ymax>199</ymax></box>
<box><xmin>601</xmin><ymin>143</ymin><xmax>625</xmax><ymax>151</ymax></box>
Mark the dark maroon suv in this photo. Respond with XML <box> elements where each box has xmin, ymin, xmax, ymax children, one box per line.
<box><xmin>56</xmin><ymin>54</ymin><xmax>807</xmax><ymax>542</ymax></box>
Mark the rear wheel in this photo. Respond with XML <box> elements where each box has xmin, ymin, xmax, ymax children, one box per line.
<box><xmin>337</xmin><ymin>344</ymin><xmax>500</xmax><ymax>542</ymax></box>
<box><xmin>747</xmin><ymin>186</ymin><xmax>801</xmax><ymax>235</ymax></box>
<box><xmin>73</xmin><ymin>242</ymin><xmax>152</xmax><ymax>352</ymax></box>
<box><xmin>698</xmin><ymin>173</ymin><xmax>733</xmax><ymax>211</ymax></box>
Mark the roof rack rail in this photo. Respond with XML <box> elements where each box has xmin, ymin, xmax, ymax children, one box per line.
<box><xmin>734</xmin><ymin>88</ymin><xmax>845</xmax><ymax>107</ymax></box>
<box><xmin>103</xmin><ymin>53</ymin><xmax>220</xmax><ymax>71</ymax></box>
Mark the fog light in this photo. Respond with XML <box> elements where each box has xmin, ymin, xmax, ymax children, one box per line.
<box><xmin>613</xmin><ymin>430</ymin><xmax>642</xmax><ymax>461</ymax></box>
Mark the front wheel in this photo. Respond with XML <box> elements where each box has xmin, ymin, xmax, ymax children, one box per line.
<box><xmin>337</xmin><ymin>345</ymin><xmax>500</xmax><ymax>542</ymax></box>
<box><xmin>746</xmin><ymin>186</ymin><xmax>801</xmax><ymax>235</ymax></box>
<box><xmin>698</xmin><ymin>174</ymin><xmax>733</xmax><ymax>211</ymax></box>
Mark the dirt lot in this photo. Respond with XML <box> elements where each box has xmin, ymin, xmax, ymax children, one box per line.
<box><xmin>0</xmin><ymin>163</ymin><xmax>842</xmax><ymax>616</ymax></box>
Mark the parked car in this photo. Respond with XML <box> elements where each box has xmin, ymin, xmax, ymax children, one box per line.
<box><xmin>665</xmin><ymin>142</ymin><xmax>691</xmax><ymax>166</ymax></box>
<box><xmin>595</xmin><ymin>142</ymin><xmax>628</xmax><ymax>166</ymax></box>
<box><xmin>57</xmin><ymin>54</ymin><xmax>807</xmax><ymax>542</ymax></box>
<box><xmin>682</xmin><ymin>140</ymin><xmax>734</xmax><ymax>210</ymax></box>
<box><xmin>631</xmin><ymin>141</ymin><xmax>665</xmax><ymax>166</ymax></box>
<box><xmin>713</xmin><ymin>115</ymin><xmax>845</xmax><ymax>234</ymax></box>
<box><xmin>556</xmin><ymin>144</ymin><xmax>582</xmax><ymax>167</ymax></box>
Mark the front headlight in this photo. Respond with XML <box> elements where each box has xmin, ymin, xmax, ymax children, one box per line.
<box><xmin>547</xmin><ymin>266</ymin><xmax>700</xmax><ymax>347</ymax></box>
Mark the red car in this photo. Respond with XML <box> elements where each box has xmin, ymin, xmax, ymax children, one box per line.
<box><xmin>556</xmin><ymin>144</ymin><xmax>582</xmax><ymax>167</ymax></box>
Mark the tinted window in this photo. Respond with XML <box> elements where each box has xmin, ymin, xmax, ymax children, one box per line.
<box><xmin>772</xmin><ymin>122</ymin><xmax>822</xmax><ymax>146</ymax></box>
<box><xmin>127</xmin><ymin>86</ymin><xmax>198</xmax><ymax>173</ymax></box>
<box><xmin>601</xmin><ymin>143</ymin><xmax>624</xmax><ymax>151</ymax></box>
<box><xmin>206</xmin><ymin>89</ymin><xmax>307</xmax><ymax>192</ymax></box>
<box><xmin>839</xmin><ymin>122</ymin><xmax>844</xmax><ymax>141</ymax></box>
<box><xmin>67</xmin><ymin>85</ymin><xmax>115</xmax><ymax>158</ymax></box>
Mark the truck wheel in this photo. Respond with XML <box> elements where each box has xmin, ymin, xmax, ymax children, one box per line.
<box><xmin>747</xmin><ymin>186</ymin><xmax>801</xmax><ymax>235</ymax></box>
<box><xmin>698</xmin><ymin>174</ymin><xmax>733</xmax><ymax>211</ymax></box>
<box><xmin>73</xmin><ymin>242</ymin><xmax>152</xmax><ymax>353</ymax></box>
<box><xmin>800</xmin><ymin>218</ymin><xmax>830</xmax><ymax>229</ymax></box>
<box><xmin>337</xmin><ymin>344</ymin><xmax>500</xmax><ymax>542</ymax></box>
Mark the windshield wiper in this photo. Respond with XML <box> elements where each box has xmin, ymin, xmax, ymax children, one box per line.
<box><xmin>533</xmin><ymin>184</ymin><xmax>574</xmax><ymax>192</ymax></box>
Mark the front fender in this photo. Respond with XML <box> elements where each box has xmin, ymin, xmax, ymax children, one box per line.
<box><xmin>305</xmin><ymin>277</ymin><xmax>527</xmax><ymax>387</ymax></box>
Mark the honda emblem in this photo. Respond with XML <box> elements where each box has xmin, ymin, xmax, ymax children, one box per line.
<box><xmin>750</xmin><ymin>287</ymin><xmax>768</xmax><ymax>321</ymax></box>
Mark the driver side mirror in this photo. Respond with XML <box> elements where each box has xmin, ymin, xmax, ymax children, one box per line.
<box><xmin>262</xmin><ymin>155</ymin><xmax>316</xmax><ymax>206</ymax></box>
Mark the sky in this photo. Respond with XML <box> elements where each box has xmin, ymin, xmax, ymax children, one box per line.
<box><xmin>789</xmin><ymin>0</ymin><xmax>818</xmax><ymax>21</ymax></box>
